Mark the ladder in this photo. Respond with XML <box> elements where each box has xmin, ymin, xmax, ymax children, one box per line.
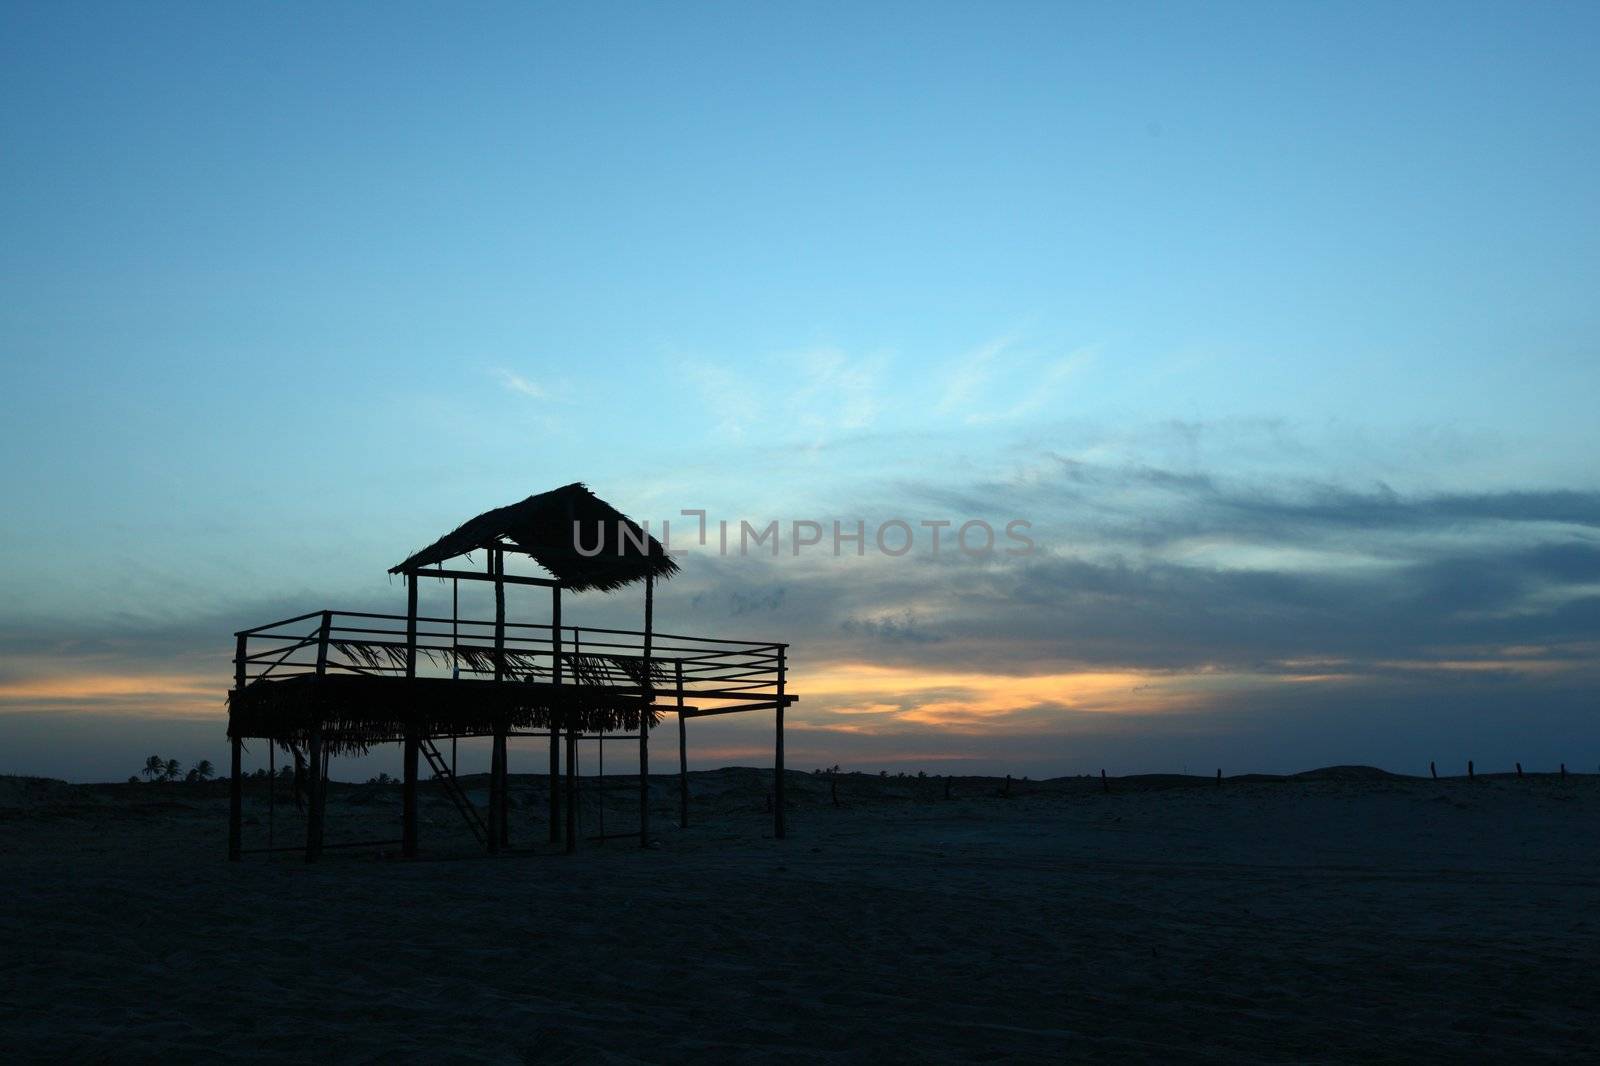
<box><xmin>420</xmin><ymin>737</ymin><xmax>487</xmax><ymax>844</ymax></box>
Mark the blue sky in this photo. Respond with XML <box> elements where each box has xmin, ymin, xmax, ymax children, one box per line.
<box><xmin>2</xmin><ymin>2</ymin><xmax>1598</xmax><ymax>781</ymax></box>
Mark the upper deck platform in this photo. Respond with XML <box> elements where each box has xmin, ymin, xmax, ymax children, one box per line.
<box><xmin>227</xmin><ymin>608</ymin><xmax>793</xmax><ymax>748</ymax></box>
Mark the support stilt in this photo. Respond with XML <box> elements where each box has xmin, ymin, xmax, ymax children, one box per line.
<box><xmin>492</xmin><ymin>549</ymin><xmax>509</xmax><ymax>849</ymax></box>
<box><xmin>229</xmin><ymin>633</ymin><xmax>246</xmax><ymax>861</ymax></box>
<box><xmin>403</xmin><ymin>730</ymin><xmax>419</xmax><ymax>857</ymax></box>
<box><xmin>550</xmin><ymin>584</ymin><xmax>562</xmax><ymax>845</ymax></box>
<box><xmin>228</xmin><ymin>735</ymin><xmax>242</xmax><ymax>861</ymax></box>
<box><xmin>403</xmin><ymin>580</ymin><xmax>419</xmax><ymax>858</ymax></box>
<box><xmin>775</xmin><ymin>645</ymin><xmax>786</xmax><ymax>841</ymax></box>
<box><xmin>641</xmin><ymin>573</ymin><xmax>653</xmax><ymax>848</ymax></box>
<box><xmin>565</xmin><ymin>723</ymin><xmax>577</xmax><ymax>853</ymax></box>
<box><xmin>306</xmin><ymin>726</ymin><xmax>324</xmax><ymax>862</ymax></box>
<box><xmin>676</xmin><ymin>659</ymin><xmax>688</xmax><ymax>829</ymax></box>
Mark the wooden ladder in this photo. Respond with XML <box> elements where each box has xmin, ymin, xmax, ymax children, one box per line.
<box><xmin>420</xmin><ymin>737</ymin><xmax>487</xmax><ymax>844</ymax></box>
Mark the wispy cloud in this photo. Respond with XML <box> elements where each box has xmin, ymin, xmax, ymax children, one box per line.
<box><xmin>495</xmin><ymin>368</ymin><xmax>548</xmax><ymax>399</ymax></box>
<box><xmin>682</xmin><ymin>359</ymin><xmax>762</xmax><ymax>440</ymax></box>
<box><xmin>493</xmin><ymin>368</ymin><xmax>575</xmax><ymax>404</ymax></box>
<box><xmin>934</xmin><ymin>337</ymin><xmax>1098</xmax><ymax>425</ymax></box>
<box><xmin>935</xmin><ymin>336</ymin><xmax>1010</xmax><ymax>415</ymax></box>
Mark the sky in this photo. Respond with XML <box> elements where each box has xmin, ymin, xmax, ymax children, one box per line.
<box><xmin>2</xmin><ymin>2</ymin><xmax>1598</xmax><ymax>782</ymax></box>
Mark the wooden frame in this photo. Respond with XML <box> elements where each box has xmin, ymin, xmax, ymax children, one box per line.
<box><xmin>227</xmin><ymin>543</ymin><xmax>794</xmax><ymax>862</ymax></box>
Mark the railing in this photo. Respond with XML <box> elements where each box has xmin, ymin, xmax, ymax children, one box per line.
<box><xmin>232</xmin><ymin>609</ymin><xmax>788</xmax><ymax>707</ymax></box>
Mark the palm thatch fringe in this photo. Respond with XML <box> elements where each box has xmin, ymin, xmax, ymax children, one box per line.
<box><xmin>330</xmin><ymin>639</ymin><xmax>664</xmax><ymax>687</ymax></box>
<box><xmin>227</xmin><ymin>672</ymin><xmax>665</xmax><ymax>757</ymax></box>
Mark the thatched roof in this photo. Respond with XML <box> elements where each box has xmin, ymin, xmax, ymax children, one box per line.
<box><xmin>390</xmin><ymin>483</ymin><xmax>679</xmax><ymax>592</ymax></box>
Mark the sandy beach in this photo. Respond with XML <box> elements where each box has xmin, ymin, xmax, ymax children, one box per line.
<box><xmin>2</xmin><ymin>767</ymin><xmax>1596</xmax><ymax>1062</ymax></box>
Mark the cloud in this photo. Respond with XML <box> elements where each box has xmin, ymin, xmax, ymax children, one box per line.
<box><xmin>935</xmin><ymin>336</ymin><xmax>1010</xmax><ymax>415</ymax></box>
<box><xmin>934</xmin><ymin>338</ymin><xmax>1097</xmax><ymax>425</ymax></box>
<box><xmin>5</xmin><ymin>424</ymin><xmax>1598</xmax><ymax>778</ymax></box>
<box><xmin>681</xmin><ymin>359</ymin><xmax>762</xmax><ymax>440</ymax></box>
<box><xmin>494</xmin><ymin>368</ymin><xmax>549</xmax><ymax>400</ymax></box>
<box><xmin>680</xmin><ymin>346</ymin><xmax>883</xmax><ymax>447</ymax></box>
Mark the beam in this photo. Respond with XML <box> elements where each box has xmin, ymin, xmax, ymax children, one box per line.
<box><xmin>408</xmin><ymin>567</ymin><xmax>559</xmax><ymax>588</ymax></box>
<box><xmin>680</xmin><ymin>702</ymin><xmax>784</xmax><ymax>719</ymax></box>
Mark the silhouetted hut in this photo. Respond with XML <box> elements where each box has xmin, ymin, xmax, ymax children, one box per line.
<box><xmin>227</xmin><ymin>483</ymin><xmax>795</xmax><ymax>860</ymax></box>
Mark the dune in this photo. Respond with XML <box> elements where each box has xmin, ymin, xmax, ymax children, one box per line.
<box><xmin>1</xmin><ymin>768</ymin><xmax>1596</xmax><ymax>1060</ymax></box>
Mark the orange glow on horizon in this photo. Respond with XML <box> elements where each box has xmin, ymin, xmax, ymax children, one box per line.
<box><xmin>793</xmin><ymin>661</ymin><xmax>1209</xmax><ymax>732</ymax></box>
<box><xmin>0</xmin><ymin>672</ymin><xmax>220</xmax><ymax>716</ymax></box>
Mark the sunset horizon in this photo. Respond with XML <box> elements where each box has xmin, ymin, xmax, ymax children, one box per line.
<box><xmin>4</xmin><ymin>3</ymin><xmax>1598</xmax><ymax>1060</ymax></box>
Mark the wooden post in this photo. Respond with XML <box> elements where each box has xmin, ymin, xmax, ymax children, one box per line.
<box><xmin>1468</xmin><ymin>759</ymin><xmax>1475</xmax><ymax>779</ymax></box>
<box><xmin>493</xmin><ymin>550</ymin><xmax>509</xmax><ymax>849</ymax></box>
<box><xmin>304</xmin><ymin>612</ymin><xmax>333</xmax><ymax>862</ymax></box>
<box><xmin>1216</xmin><ymin>768</ymin><xmax>1222</xmax><ymax>787</ymax></box>
<box><xmin>500</xmin><ymin>731</ymin><xmax>511</xmax><ymax>848</ymax></box>
<box><xmin>1560</xmin><ymin>763</ymin><xmax>1567</xmax><ymax>778</ymax></box>
<box><xmin>677</xmin><ymin>660</ymin><xmax>688</xmax><ymax>829</ymax></box>
<box><xmin>774</xmin><ymin>645</ymin><xmax>786</xmax><ymax>840</ymax></box>
<box><xmin>1004</xmin><ymin>773</ymin><xmax>1011</xmax><ymax>797</ymax></box>
<box><xmin>1516</xmin><ymin>762</ymin><xmax>1524</xmax><ymax>778</ymax></box>
<box><xmin>486</xmin><ymin>737</ymin><xmax>500</xmax><ymax>854</ymax></box>
<box><xmin>228</xmin><ymin>633</ymin><xmax>246</xmax><ymax>861</ymax></box>
<box><xmin>1430</xmin><ymin>760</ymin><xmax>1437</xmax><ymax>780</ymax></box>
<box><xmin>565</xmin><ymin>722</ymin><xmax>577</xmax><ymax>853</ymax></box>
<box><xmin>550</xmin><ymin>585</ymin><xmax>562</xmax><ymax>845</ymax></box>
<box><xmin>306</xmin><ymin>725</ymin><xmax>324</xmax><ymax>862</ymax></box>
<box><xmin>403</xmin><ymin>582</ymin><xmax>419</xmax><ymax>858</ymax></box>
<box><xmin>1101</xmin><ymin>768</ymin><xmax>1109</xmax><ymax>793</ymax></box>
<box><xmin>640</xmin><ymin>574</ymin><xmax>653</xmax><ymax>848</ymax></box>
<box><xmin>487</xmin><ymin>730</ymin><xmax>502</xmax><ymax>855</ymax></box>
<box><xmin>229</xmin><ymin>735</ymin><xmax>243</xmax><ymax>860</ymax></box>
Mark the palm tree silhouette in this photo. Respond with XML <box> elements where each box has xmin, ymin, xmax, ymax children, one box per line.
<box><xmin>192</xmin><ymin>759</ymin><xmax>215</xmax><ymax>782</ymax></box>
<box><xmin>163</xmin><ymin>758</ymin><xmax>182</xmax><ymax>782</ymax></box>
<box><xmin>141</xmin><ymin>755</ymin><xmax>165</xmax><ymax>781</ymax></box>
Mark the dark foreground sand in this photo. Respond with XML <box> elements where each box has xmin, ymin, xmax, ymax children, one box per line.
<box><xmin>2</xmin><ymin>767</ymin><xmax>1597</xmax><ymax>1062</ymax></box>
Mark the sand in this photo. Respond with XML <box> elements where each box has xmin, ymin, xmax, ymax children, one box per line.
<box><xmin>1</xmin><ymin>768</ymin><xmax>1596</xmax><ymax>1062</ymax></box>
